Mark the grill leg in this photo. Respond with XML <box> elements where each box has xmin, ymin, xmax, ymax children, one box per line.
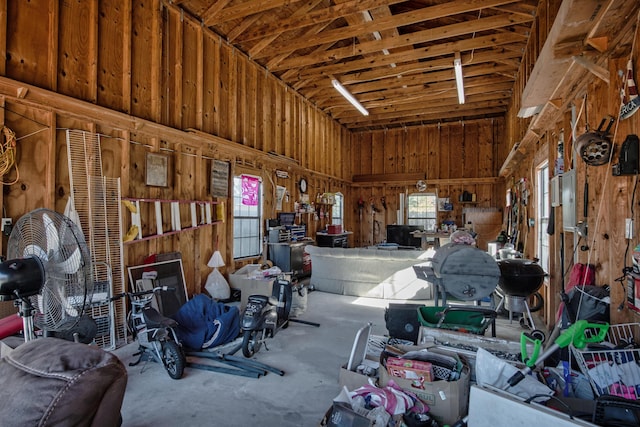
<box><xmin>523</xmin><ymin>300</ymin><xmax>536</xmax><ymax>330</ymax></box>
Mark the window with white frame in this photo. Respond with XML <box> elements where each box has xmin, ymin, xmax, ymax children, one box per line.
<box><xmin>407</xmin><ymin>193</ymin><xmax>437</xmax><ymax>231</ymax></box>
<box><xmin>232</xmin><ymin>175</ymin><xmax>263</xmax><ymax>259</ymax></box>
<box><xmin>332</xmin><ymin>192</ymin><xmax>344</xmax><ymax>226</ymax></box>
<box><xmin>537</xmin><ymin>162</ymin><xmax>550</xmax><ymax>272</ymax></box>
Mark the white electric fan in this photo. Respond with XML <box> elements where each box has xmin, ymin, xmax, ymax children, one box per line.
<box><xmin>0</xmin><ymin>208</ymin><xmax>94</xmax><ymax>342</ymax></box>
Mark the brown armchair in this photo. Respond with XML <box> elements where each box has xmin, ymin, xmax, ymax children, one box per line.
<box><xmin>0</xmin><ymin>337</ymin><xmax>127</xmax><ymax>427</ymax></box>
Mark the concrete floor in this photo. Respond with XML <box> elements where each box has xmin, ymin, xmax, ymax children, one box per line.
<box><xmin>111</xmin><ymin>290</ymin><xmax>537</xmax><ymax>427</ymax></box>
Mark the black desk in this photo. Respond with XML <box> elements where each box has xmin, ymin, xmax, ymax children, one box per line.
<box><xmin>316</xmin><ymin>232</ymin><xmax>351</xmax><ymax>248</ymax></box>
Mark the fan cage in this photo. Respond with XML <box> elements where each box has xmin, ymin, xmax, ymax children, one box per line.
<box><xmin>8</xmin><ymin>208</ymin><xmax>93</xmax><ymax>333</ymax></box>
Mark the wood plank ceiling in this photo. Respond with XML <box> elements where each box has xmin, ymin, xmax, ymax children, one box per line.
<box><xmin>175</xmin><ymin>0</ymin><xmax>538</xmax><ymax>131</ymax></box>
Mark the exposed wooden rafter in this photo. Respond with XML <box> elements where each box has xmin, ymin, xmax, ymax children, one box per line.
<box><xmin>176</xmin><ymin>0</ymin><xmax>540</xmax><ymax>131</ymax></box>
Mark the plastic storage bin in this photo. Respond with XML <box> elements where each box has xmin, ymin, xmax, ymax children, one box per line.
<box><xmin>417</xmin><ymin>306</ymin><xmax>497</xmax><ymax>336</ymax></box>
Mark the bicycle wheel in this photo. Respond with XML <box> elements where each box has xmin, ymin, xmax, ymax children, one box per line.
<box><xmin>162</xmin><ymin>340</ymin><xmax>185</xmax><ymax>379</ymax></box>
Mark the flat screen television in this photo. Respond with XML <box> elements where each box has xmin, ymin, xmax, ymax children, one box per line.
<box><xmin>277</xmin><ymin>212</ymin><xmax>296</xmax><ymax>226</ymax></box>
<box><xmin>386</xmin><ymin>225</ymin><xmax>423</xmax><ymax>248</ymax></box>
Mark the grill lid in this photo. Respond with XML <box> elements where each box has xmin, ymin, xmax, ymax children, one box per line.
<box><xmin>430</xmin><ymin>243</ymin><xmax>500</xmax><ymax>301</ymax></box>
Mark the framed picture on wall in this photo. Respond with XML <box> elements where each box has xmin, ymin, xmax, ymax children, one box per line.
<box><xmin>438</xmin><ymin>197</ymin><xmax>452</xmax><ymax>211</ymax></box>
<box><xmin>211</xmin><ymin>160</ymin><xmax>230</xmax><ymax>197</ymax></box>
<box><xmin>145</xmin><ymin>152</ymin><xmax>169</xmax><ymax>187</ymax></box>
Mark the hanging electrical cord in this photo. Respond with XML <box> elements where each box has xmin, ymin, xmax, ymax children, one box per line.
<box><xmin>0</xmin><ymin>126</ymin><xmax>19</xmax><ymax>185</ymax></box>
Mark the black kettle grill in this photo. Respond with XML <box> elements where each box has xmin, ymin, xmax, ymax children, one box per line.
<box><xmin>496</xmin><ymin>259</ymin><xmax>546</xmax><ymax>328</ymax></box>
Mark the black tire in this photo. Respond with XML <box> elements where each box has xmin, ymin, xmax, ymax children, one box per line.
<box><xmin>530</xmin><ymin>329</ymin><xmax>546</xmax><ymax>344</ymax></box>
<box><xmin>242</xmin><ymin>329</ymin><xmax>261</xmax><ymax>358</ymax></box>
<box><xmin>519</xmin><ymin>316</ymin><xmax>533</xmax><ymax>329</ymax></box>
<box><xmin>162</xmin><ymin>340</ymin><xmax>185</xmax><ymax>379</ymax></box>
<box><xmin>528</xmin><ymin>292</ymin><xmax>544</xmax><ymax>312</ymax></box>
<box><xmin>126</xmin><ymin>311</ymin><xmax>137</xmax><ymax>339</ymax></box>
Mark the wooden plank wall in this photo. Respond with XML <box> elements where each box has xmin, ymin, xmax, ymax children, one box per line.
<box><xmin>502</xmin><ymin>1</ymin><xmax>640</xmax><ymax>326</ymax></box>
<box><xmin>349</xmin><ymin>119</ymin><xmax>505</xmax><ymax>248</ymax></box>
<box><xmin>0</xmin><ymin>0</ymin><xmax>350</xmax><ymax>297</ymax></box>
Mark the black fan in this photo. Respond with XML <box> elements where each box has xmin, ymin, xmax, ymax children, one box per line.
<box><xmin>0</xmin><ymin>208</ymin><xmax>94</xmax><ymax>341</ymax></box>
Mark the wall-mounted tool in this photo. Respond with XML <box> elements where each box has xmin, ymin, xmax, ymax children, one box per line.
<box><xmin>574</xmin><ymin>116</ymin><xmax>615</xmax><ymax>166</ymax></box>
<box><xmin>612</xmin><ymin>134</ymin><xmax>639</xmax><ymax>176</ymax></box>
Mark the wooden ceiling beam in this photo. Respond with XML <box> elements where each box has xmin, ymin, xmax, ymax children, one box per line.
<box><xmin>289</xmin><ymin>33</ymin><xmax>524</xmax><ymax>79</ymax></box>
<box><xmin>333</xmin><ymin>95</ymin><xmax>509</xmax><ymax>121</ymax></box>
<box><xmin>315</xmin><ymin>76</ymin><xmax>514</xmax><ymax>109</ymax></box>
<box><xmin>356</xmin><ymin>80</ymin><xmax>513</xmax><ymax>105</ymax></box>
<box><xmin>489</xmin><ymin>1</ymin><xmax>538</xmax><ymax>17</ymax></box>
<box><xmin>295</xmin><ymin>62</ymin><xmax>518</xmax><ymax>95</ymax></box>
<box><xmin>253</xmin><ymin>0</ymin><xmax>527</xmax><ymax>57</ymax></box>
<box><xmin>203</xmin><ymin>0</ymin><xmax>306</xmax><ymax>25</ymax></box>
<box><xmin>245</xmin><ymin>0</ymin><xmax>324</xmax><ymax>56</ymax></box>
<box><xmin>342</xmin><ymin>103</ymin><xmax>508</xmax><ymax>125</ymax></box>
<box><xmin>200</xmin><ymin>0</ymin><xmax>233</xmax><ymax>26</ymax></box>
<box><xmin>330</xmin><ymin>60</ymin><xmax>519</xmax><ymax>95</ymax></box>
<box><xmin>261</xmin><ymin>12</ymin><xmax>534</xmax><ymax>69</ymax></box>
<box><xmin>263</xmin><ymin>22</ymin><xmax>335</xmax><ymax>69</ymax></box>
<box><xmin>292</xmin><ymin>47</ymin><xmax>523</xmax><ymax>86</ymax></box>
<box><xmin>342</xmin><ymin>109</ymin><xmax>506</xmax><ymax>130</ymax></box>
<box><xmin>227</xmin><ymin>14</ymin><xmax>262</xmax><ymax>42</ymax></box>
<box><xmin>340</xmin><ymin>105</ymin><xmax>507</xmax><ymax>129</ymax></box>
<box><xmin>237</xmin><ymin>0</ymin><xmax>405</xmax><ymax>42</ymax></box>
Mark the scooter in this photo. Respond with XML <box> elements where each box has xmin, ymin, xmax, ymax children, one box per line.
<box><xmin>112</xmin><ymin>286</ymin><xmax>186</xmax><ymax>379</ymax></box>
<box><xmin>241</xmin><ymin>274</ymin><xmax>319</xmax><ymax>358</ymax></box>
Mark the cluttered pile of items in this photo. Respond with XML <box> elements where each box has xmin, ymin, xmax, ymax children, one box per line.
<box><xmin>326</xmin><ymin>312</ymin><xmax>640</xmax><ymax>427</ymax></box>
<box><xmin>323</xmin><ymin>238</ymin><xmax>640</xmax><ymax>427</ymax></box>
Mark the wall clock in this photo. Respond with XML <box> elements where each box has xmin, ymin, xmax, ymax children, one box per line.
<box><xmin>299</xmin><ymin>178</ymin><xmax>308</xmax><ymax>193</ymax></box>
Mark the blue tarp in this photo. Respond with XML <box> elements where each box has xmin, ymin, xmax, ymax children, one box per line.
<box><xmin>171</xmin><ymin>294</ymin><xmax>240</xmax><ymax>350</ymax></box>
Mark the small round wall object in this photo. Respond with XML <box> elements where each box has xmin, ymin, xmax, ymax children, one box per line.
<box><xmin>299</xmin><ymin>178</ymin><xmax>307</xmax><ymax>193</ymax></box>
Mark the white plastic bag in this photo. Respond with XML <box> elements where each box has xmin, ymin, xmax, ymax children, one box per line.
<box><xmin>475</xmin><ymin>347</ymin><xmax>553</xmax><ymax>400</ymax></box>
<box><xmin>204</xmin><ymin>268</ymin><xmax>230</xmax><ymax>300</ymax></box>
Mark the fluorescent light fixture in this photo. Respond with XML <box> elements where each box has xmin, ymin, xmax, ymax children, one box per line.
<box><xmin>454</xmin><ymin>52</ymin><xmax>465</xmax><ymax>104</ymax></box>
<box><xmin>332</xmin><ymin>79</ymin><xmax>369</xmax><ymax>116</ymax></box>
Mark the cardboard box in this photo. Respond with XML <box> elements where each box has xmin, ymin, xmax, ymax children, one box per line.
<box><xmin>386</xmin><ymin>356</ymin><xmax>433</xmax><ymax>383</ymax></box>
<box><xmin>228</xmin><ymin>264</ymin><xmax>275</xmax><ymax>311</ymax></box>
<box><xmin>339</xmin><ymin>324</ymin><xmax>380</xmax><ymax>391</ymax></box>
<box><xmin>379</xmin><ymin>346</ymin><xmax>470</xmax><ymax>426</ymax></box>
<box><xmin>380</xmin><ymin>365</ymin><xmax>469</xmax><ymax>426</ymax></box>
<box><xmin>339</xmin><ymin>354</ymin><xmax>379</xmax><ymax>391</ymax></box>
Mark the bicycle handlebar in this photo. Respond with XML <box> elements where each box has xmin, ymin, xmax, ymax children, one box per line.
<box><xmin>110</xmin><ymin>286</ymin><xmax>176</xmax><ymax>301</ymax></box>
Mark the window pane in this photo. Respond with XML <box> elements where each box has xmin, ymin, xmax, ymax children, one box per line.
<box><xmin>233</xmin><ymin>176</ymin><xmax>262</xmax><ymax>258</ymax></box>
<box><xmin>332</xmin><ymin>193</ymin><xmax>343</xmax><ymax>225</ymax></box>
<box><xmin>407</xmin><ymin>193</ymin><xmax>437</xmax><ymax>231</ymax></box>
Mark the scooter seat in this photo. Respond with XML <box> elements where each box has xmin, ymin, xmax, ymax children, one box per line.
<box><xmin>143</xmin><ymin>307</ymin><xmax>178</xmax><ymax>329</ymax></box>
